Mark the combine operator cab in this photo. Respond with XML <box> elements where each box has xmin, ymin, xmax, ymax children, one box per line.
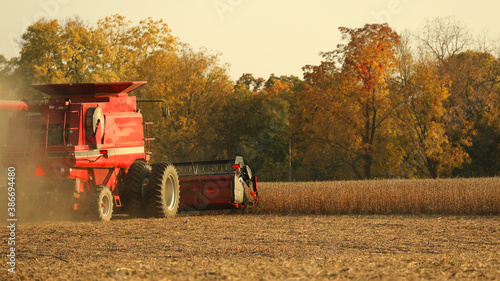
<box><xmin>1</xmin><ymin>82</ymin><xmax>258</xmax><ymax>221</ymax></box>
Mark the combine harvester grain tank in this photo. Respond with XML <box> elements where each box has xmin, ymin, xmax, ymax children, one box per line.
<box><xmin>0</xmin><ymin>81</ymin><xmax>258</xmax><ymax>221</ymax></box>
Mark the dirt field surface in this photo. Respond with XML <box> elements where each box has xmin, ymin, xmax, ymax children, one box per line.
<box><xmin>2</xmin><ymin>214</ymin><xmax>499</xmax><ymax>280</ymax></box>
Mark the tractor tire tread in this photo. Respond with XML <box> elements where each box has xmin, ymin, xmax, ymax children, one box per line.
<box><xmin>144</xmin><ymin>163</ymin><xmax>180</xmax><ymax>218</ymax></box>
<box><xmin>89</xmin><ymin>185</ymin><xmax>113</xmax><ymax>221</ymax></box>
<box><xmin>122</xmin><ymin>160</ymin><xmax>151</xmax><ymax>217</ymax></box>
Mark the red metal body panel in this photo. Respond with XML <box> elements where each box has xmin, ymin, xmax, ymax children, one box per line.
<box><xmin>92</xmin><ymin>168</ymin><xmax>120</xmax><ymax>191</ymax></box>
<box><xmin>179</xmin><ymin>174</ymin><xmax>234</xmax><ymax>210</ymax></box>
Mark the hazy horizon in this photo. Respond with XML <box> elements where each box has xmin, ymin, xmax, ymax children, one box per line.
<box><xmin>1</xmin><ymin>0</ymin><xmax>499</xmax><ymax>81</ymax></box>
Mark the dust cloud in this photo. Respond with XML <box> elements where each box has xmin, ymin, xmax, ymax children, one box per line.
<box><xmin>0</xmin><ymin>110</ymin><xmax>76</xmax><ymax>224</ymax></box>
<box><xmin>0</xmin><ymin>111</ymin><xmax>11</xmax><ymax>222</ymax></box>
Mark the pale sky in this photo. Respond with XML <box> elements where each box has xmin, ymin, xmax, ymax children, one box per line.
<box><xmin>1</xmin><ymin>0</ymin><xmax>499</xmax><ymax>81</ymax></box>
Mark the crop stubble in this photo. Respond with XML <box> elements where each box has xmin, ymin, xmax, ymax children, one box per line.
<box><xmin>1</xmin><ymin>214</ymin><xmax>499</xmax><ymax>280</ymax></box>
<box><xmin>1</xmin><ymin>178</ymin><xmax>499</xmax><ymax>279</ymax></box>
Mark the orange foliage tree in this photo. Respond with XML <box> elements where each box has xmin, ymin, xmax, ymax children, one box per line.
<box><xmin>298</xmin><ymin>24</ymin><xmax>401</xmax><ymax>179</ymax></box>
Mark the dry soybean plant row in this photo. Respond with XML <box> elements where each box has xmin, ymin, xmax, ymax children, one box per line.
<box><xmin>254</xmin><ymin>178</ymin><xmax>500</xmax><ymax>215</ymax></box>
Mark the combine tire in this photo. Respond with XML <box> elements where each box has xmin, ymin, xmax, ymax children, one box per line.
<box><xmin>122</xmin><ymin>160</ymin><xmax>151</xmax><ymax>217</ymax></box>
<box><xmin>89</xmin><ymin>185</ymin><xmax>113</xmax><ymax>221</ymax></box>
<box><xmin>144</xmin><ymin>163</ymin><xmax>180</xmax><ymax>218</ymax></box>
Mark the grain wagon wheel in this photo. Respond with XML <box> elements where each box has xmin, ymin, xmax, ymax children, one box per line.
<box><xmin>89</xmin><ymin>185</ymin><xmax>113</xmax><ymax>221</ymax></box>
<box><xmin>121</xmin><ymin>160</ymin><xmax>151</xmax><ymax>217</ymax></box>
<box><xmin>144</xmin><ymin>163</ymin><xmax>180</xmax><ymax>218</ymax></box>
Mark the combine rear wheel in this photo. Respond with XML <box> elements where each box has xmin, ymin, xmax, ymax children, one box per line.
<box><xmin>144</xmin><ymin>163</ymin><xmax>180</xmax><ymax>218</ymax></box>
<box><xmin>122</xmin><ymin>160</ymin><xmax>151</xmax><ymax>217</ymax></box>
<box><xmin>89</xmin><ymin>185</ymin><xmax>113</xmax><ymax>221</ymax></box>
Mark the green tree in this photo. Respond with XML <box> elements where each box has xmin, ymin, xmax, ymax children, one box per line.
<box><xmin>213</xmin><ymin>73</ymin><xmax>298</xmax><ymax>181</ymax></box>
<box><xmin>239</xmin><ymin>78</ymin><xmax>293</xmax><ymax>181</ymax></box>
<box><xmin>0</xmin><ymin>56</ymin><xmax>21</xmax><ymax>100</ymax></box>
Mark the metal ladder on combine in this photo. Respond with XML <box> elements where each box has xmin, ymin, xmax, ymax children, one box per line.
<box><xmin>143</xmin><ymin>121</ymin><xmax>155</xmax><ymax>156</ymax></box>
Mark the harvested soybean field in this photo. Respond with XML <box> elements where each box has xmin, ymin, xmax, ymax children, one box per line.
<box><xmin>2</xmin><ymin>179</ymin><xmax>500</xmax><ymax>280</ymax></box>
<box><xmin>2</xmin><ymin>215</ymin><xmax>499</xmax><ymax>280</ymax></box>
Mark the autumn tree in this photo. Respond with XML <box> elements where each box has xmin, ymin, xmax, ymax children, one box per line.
<box><xmin>234</xmin><ymin>73</ymin><xmax>266</xmax><ymax>93</ymax></box>
<box><xmin>96</xmin><ymin>14</ymin><xmax>178</xmax><ymax>81</ymax></box>
<box><xmin>417</xmin><ymin>16</ymin><xmax>472</xmax><ymax>65</ymax></box>
<box><xmin>415</xmin><ymin>17</ymin><xmax>500</xmax><ymax>176</ymax></box>
<box><xmin>296</xmin><ymin>58</ymin><xmax>347</xmax><ymax>180</ymax></box>
<box><xmin>444</xmin><ymin>51</ymin><xmax>500</xmax><ymax>176</ymax></box>
<box><xmin>17</xmin><ymin>19</ymin><xmax>63</xmax><ymax>85</ymax></box>
<box><xmin>17</xmin><ymin>18</ymin><xmax>114</xmax><ymax>86</ymax></box>
<box><xmin>394</xmin><ymin>58</ymin><xmax>473</xmax><ymax>178</ymax></box>
<box><xmin>16</xmin><ymin>15</ymin><xmax>178</xmax><ymax>88</ymax></box>
<box><xmin>299</xmin><ymin>24</ymin><xmax>401</xmax><ymax>179</ymax></box>
<box><xmin>135</xmin><ymin>45</ymin><xmax>234</xmax><ymax>163</ymax></box>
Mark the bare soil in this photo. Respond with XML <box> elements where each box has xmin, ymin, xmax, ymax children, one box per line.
<box><xmin>2</xmin><ymin>214</ymin><xmax>499</xmax><ymax>280</ymax></box>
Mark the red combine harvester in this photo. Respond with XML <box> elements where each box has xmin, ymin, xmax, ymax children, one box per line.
<box><xmin>1</xmin><ymin>81</ymin><xmax>258</xmax><ymax>221</ymax></box>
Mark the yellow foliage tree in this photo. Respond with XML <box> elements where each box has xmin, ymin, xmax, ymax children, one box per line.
<box><xmin>135</xmin><ymin>45</ymin><xmax>234</xmax><ymax>162</ymax></box>
<box><xmin>393</xmin><ymin>59</ymin><xmax>472</xmax><ymax>178</ymax></box>
<box><xmin>17</xmin><ymin>15</ymin><xmax>178</xmax><ymax>87</ymax></box>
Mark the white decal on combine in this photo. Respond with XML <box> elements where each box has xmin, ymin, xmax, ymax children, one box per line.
<box><xmin>75</xmin><ymin>147</ymin><xmax>145</xmax><ymax>158</ymax></box>
<box><xmin>47</xmin><ymin>147</ymin><xmax>145</xmax><ymax>158</ymax></box>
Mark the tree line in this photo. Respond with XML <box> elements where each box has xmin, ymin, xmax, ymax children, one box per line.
<box><xmin>0</xmin><ymin>15</ymin><xmax>499</xmax><ymax>181</ymax></box>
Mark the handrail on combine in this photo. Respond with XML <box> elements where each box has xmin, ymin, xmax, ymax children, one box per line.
<box><xmin>137</xmin><ymin>99</ymin><xmax>170</xmax><ymax>117</ymax></box>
